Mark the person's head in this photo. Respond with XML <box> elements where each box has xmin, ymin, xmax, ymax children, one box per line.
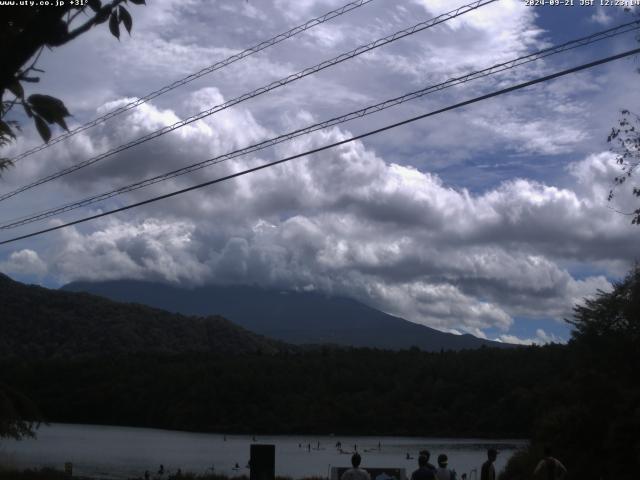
<box><xmin>437</xmin><ymin>454</ymin><xmax>448</xmax><ymax>468</ymax></box>
<box><xmin>543</xmin><ymin>446</ymin><xmax>552</xmax><ymax>457</ymax></box>
<box><xmin>351</xmin><ymin>453</ymin><xmax>362</xmax><ymax>468</ymax></box>
<box><xmin>419</xmin><ymin>450</ymin><xmax>431</xmax><ymax>461</ymax></box>
<box><xmin>487</xmin><ymin>449</ymin><xmax>498</xmax><ymax>461</ymax></box>
<box><xmin>418</xmin><ymin>455</ymin><xmax>428</xmax><ymax>468</ymax></box>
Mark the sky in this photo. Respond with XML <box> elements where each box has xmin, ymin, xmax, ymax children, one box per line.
<box><xmin>1</xmin><ymin>0</ymin><xmax>639</xmax><ymax>345</ymax></box>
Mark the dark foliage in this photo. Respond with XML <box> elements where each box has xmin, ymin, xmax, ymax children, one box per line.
<box><xmin>501</xmin><ymin>264</ymin><xmax>640</xmax><ymax>480</ymax></box>
<box><xmin>0</xmin><ymin>346</ymin><xmax>569</xmax><ymax>438</ymax></box>
<box><xmin>608</xmin><ymin>110</ymin><xmax>640</xmax><ymax>224</ymax></box>
<box><xmin>0</xmin><ymin>273</ymin><xmax>286</xmax><ymax>359</ymax></box>
<box><xmin>567</xmin><ymin>262</ymin><xmax>640</xmax><ymax>341</ymax></box>
<box><xmin>0</xmin><ymin>381</ymin><xmax>41</xmax><ymax>440</ymax></box>
<box><xmin>0</xmin><ymin>468</ymin><xmax>90</xmax><ymax>480</ymax></box>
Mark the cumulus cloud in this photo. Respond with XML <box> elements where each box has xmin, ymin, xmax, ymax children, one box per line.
<box><xmin>47</xmin><ymin>218</ymin><xmax>210</xmax><ymax>285</ymax></box>
<box><xmin>4</xmin><ymin>89</ymin><xmax>632</xmax><ymax>336</ymax></box>
<box><xmin>1</xmin><ymin>0</ymin><xmax>637</xmax><ymax>341</ymax></box>
<box><xmin>590</xmin><ymin>8</ymin><xmax>614</xmax><ymax>26</ymax></box>
<box><xmin>0</xmin><ymin>249</ymin><xmax>48</xmax><ymax>278</ymax></box>
<box><xmin>498</xmin><ymin>328</ymin><xmax>563</xmax><ymax>345</ymax></box>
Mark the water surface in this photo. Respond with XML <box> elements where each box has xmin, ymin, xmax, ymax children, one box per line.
<box><xmin>0</xmin><ymin>424</ymin><xmax>526</xmax><ymax>479</ymax></box>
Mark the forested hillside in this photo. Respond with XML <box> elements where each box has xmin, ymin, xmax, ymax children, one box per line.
<box><xmin>0</xmin><ymin>273</ymin><xmax>284</xmax><ymax>358</ymax></box>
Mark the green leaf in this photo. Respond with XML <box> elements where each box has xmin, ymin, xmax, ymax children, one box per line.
<box><xmin>95</xmin><ymin>7</ymin><xmax>110</xmax><ymax>24</ymax></box>
<box><xmin>34</xmin><ymin>115</ymin><xmax>51</xmax><ymax>143</ymax></box>
<box><xmin>7</xmin><ymin>80</ymin><xmax>24</xmax><ymax>99</ymax></box>
<box><xmin>129</xmin><ymin>0</ymin><xmax>145</xmax><ymax>4</ymax></box>
<box><xmin>27</xmin><ymin>94</ymin><xmax>70</xmax><ymax>124</ymax></box>
<box><xmin>54</xmin><ymin>116</ymin><xmax>69</xmax><ymax>131</ymax></box>
<box><xmin>87</xmin><ymin>0</ymin><xmax>101</xmax><ymax>12</ymax></box>
<box><xmin>119</xmin><ymin>6</ymin><xmax>132</xmax><ymax>34</ymax></box>
<box><xmin>109</xmin><ymin>11</ymin><xmax>120</xmax><ymax>39</ymax></box>
<box><xmin>0</xmin><ymin>158</ymin><xmax>14</xmax><ymax>173</ymax></box>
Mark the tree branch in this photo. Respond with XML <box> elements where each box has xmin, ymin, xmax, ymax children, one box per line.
<box><xmin>64</xmin><ymin>0</ymin><xmax>126</xmax><ymax>43</ymax></box>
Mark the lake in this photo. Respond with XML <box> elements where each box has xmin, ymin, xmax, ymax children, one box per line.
<box><xmin>0</xmin><ymin>424</ymin><xmax>526</xmax><ymax>479</ymax></box>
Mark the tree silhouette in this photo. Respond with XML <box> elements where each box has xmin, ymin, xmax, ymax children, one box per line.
<box><xmin>608</xmin><ymin>110</ymin><xmax>640</xmax><ymax>224</ymax></box>
<box><xmin>0</xmin><ymin>0</ymin><xmax>146</xmax><ymax>174</ymax></box>
<box><xmin>0</xmin><ymin>382</ymin><xmax>41</xmax><ymax>440</ymax></box>
<box><xmin>607</xmin><ymin>7</ymin><xmax>640</xmax><ymax>225</ymax></box>
<box><xmin>568</xmin><ymin>262</ymin><xmax>639</xmax><ymax>341</ymax></box>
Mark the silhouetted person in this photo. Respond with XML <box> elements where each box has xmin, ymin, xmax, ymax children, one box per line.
<box><xmin>480</xmin><ymin>449</ymin><xmax>497</xmax><ymax>480</ymax></box>
<box><xmin>158</xmin><ymin>465</ymin><xmax>164</xmax><ymax>476</ymax></box>
<box><xmin>411</xmin><ymin>455</ymin><xmax>436</xmax><ymax>480</ymax></box>
<box><xmin>419</xmin><ymin>450</ymin><xmax>436</xmax><ymax>471</ymax></box>
<box><xmin>341</xmin><ymin>453</ymin><xmax>371</xmax><ymax>480</ymax></box>
<box><xmin>533</xmin><ymin>447</ymin><xmax>567</xmax><ymax>480</ymax></box>
<box><xmin>435</xmin><ymin>454</ymin><xmax>457</xmax><ymax>480</ymax></box>
<box><xmin>144</xmin><ymin>471</ymin><xmax>150</xmax><ymax>480</ymax></box>
<box><xmin>406</xmin><ymin>452</ymin><xmax>413</xmax><ymax>460</ymax></box>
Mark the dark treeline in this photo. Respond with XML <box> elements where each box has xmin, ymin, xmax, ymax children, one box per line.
<box><xmin>1</xmin><ymin>345</ymin><xmax>569</xmax><ymax>438</ymax></box>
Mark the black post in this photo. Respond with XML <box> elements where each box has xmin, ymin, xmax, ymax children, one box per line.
<box><xmin>250</xmin><ymin>444</ymin><xmax>275</xmax><ymax>480</ymax></box>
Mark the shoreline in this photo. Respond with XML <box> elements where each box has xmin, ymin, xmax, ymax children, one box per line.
<box><xmin>0</xmin><ymin>468</ymin><xmax>328</xmax><ymax>480</ymax></box>
<box><xmin>22</xmin><ymin>422</ymin><xmax>531</xmax><ymax>443</ymax></box>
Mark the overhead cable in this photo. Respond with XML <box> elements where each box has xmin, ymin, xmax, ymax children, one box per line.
<box><xmin>2</xmin><ymin>46</ymin><xmax>638</xmax><ymax>246</ymax></box>
<box><xmin>0</xmin><ymin>0</ymin><xmax>497</xmax><ymax>203</ymax></box>
<box><xmin>2</xmin><ymin>20</ymin><xmax>638</xmax><ymax>230</ymax></box>
<box><xmin>8</xmin><ymin>0</ymin><xmax>378</xmax><ymax>163</ymax></box>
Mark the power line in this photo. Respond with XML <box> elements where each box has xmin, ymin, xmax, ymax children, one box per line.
<box><xmin>8</xmin><ymin>0</ymin><xmax>378</xmax><ymax>163</ymax></box>
<box><xmin>0</xmin><ymin>0</ymin><xmax>497</xmax><ymax>204</ymax></box>
<box><xmin>1</xmin><ymin>20</ymin><xmax>638</xmax><ymax>230</ymax></box>
<box><xmin>2</xmin><ymin>46</ymin><xmax>638</xmax><ymax>247</ymax></box>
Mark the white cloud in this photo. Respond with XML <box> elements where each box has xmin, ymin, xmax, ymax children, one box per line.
<box><xmin>49</xmin><ymin>218</ymin><xmax>210</xmax><ymax>285</ymax></box>
<box><xmin>1</xmin><ymin>0</ymin><xmax>637</xmax><ymax>341</ymax></box>
<box><xmin>590</xmin><ymin>8</ymin><xmax>614</xmax><ymax>26</ymax></box>
<box><xmin>0</xmin><ymin>249</ymin><xmax>48</xmax><ymax>278</ymax></box>
<box><xmin>498</xmin><ymin>328</ymin><xmax>564</xmax><ymax>345</ymax></box>
<box><xmin>7</xmin><ymin>90</ymin><xmax>630</xmax><ymax>335</ymax></box>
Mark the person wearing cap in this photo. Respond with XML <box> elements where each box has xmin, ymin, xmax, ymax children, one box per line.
<box><xmin>480</xmin><ymin>448</ymin><xmax>498</xmax><ymax>480</ymax></box>
<box><xmin>533</xmin><ymin>446</ymin><xmax>567</xmax><ymax>479</ymax></box>
<box><xmin>341</xmin><ymin>453</ymin><xmax>371</xmax><ymax>480</ymax></box>
<box><xmin>435</xmin><ymin>454</ymin><xmax>457</xmax><ymax>480</ymax></box>
<box><xmin>411</xmin><ymin>455</ymin><xmax>436</xmax><ymax>480</ymax></box>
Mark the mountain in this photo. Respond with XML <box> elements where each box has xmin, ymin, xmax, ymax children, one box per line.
<box><xmin>62</xmin><ymin>279</ymin><xmax>510</xmax><ymax>351</ymax></box>
<box><xmin>0</xmin><ymin>273</ymin><xmax>284</xmax><ymax>358</ymax></box>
